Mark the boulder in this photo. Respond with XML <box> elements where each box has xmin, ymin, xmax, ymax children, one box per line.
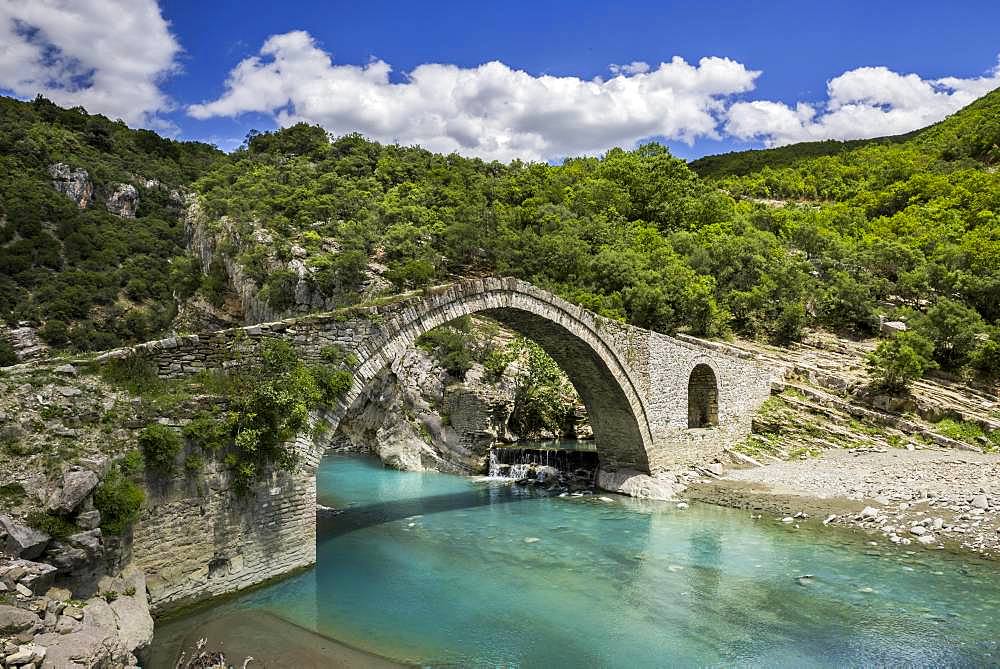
<box><xmin>0</xmin><ymin>605</ymin><xmax>39</xmax><ymax>634</ymax></box>
<box><xmin>47</xmin><ymin>469</ymin><xmax>100</xmax><ymax>514</ymax></box>
<box><xmin>108</xmin><ymin>566</ymin><xmax>153</xmax><ymax>654</ymax></box>
<box><xmin>5</xmin><ymin>643</ymin><xmax>45</xmax><ymax>666</ymax></box>
<box><xmin>0</xmin><ymin>516</ymin><xmax>50</xmax><ymax>560</ymax></box>
<box><xmin>43</xmin><ymin>529</ymin><xmax>102</xmax><ymax>574</ymax></box>
<box><xmin>597</xmin><ymin>468</ymin><xmax>681</xmax><ymax>501</ymax></box>
<box><xmin>75</xmin><ymin>510</ymin><xmax>101</xmax><ymax>531</ymax></box>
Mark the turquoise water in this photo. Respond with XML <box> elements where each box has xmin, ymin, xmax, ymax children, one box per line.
<box><xmin>154</xmin><ymin>454</ymin><xmax>1000</xmax><ymax>667</ymax></box>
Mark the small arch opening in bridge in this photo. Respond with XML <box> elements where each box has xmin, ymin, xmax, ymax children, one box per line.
<box><xmin>687</xmin><ymin>364</ymin><xmax>719</xmax><ymax>428</ymax></box>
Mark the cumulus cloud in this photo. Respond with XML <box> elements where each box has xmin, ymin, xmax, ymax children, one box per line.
<box><xmin>188</xmin><ymin>31</ymin><xmax>760</xmax><ymax>161</ymax></box>
<box><xmin>726</xmin><ymin>59</ymin><xmax>1000</xmax><ymax>146</ymax></box>
<box><xmin>0</xmin><ymin>0</ymin><xmax>181</xmax><ymax>128</ymax></box>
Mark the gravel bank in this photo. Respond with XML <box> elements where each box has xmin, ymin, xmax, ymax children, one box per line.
<box><xmin>688</xmin><ymin>446</ymin><xmax>1000</xmax><ymax>559</ymax></box>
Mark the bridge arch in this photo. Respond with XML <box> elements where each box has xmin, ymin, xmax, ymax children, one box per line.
<box><xmin>331</xmin><ymin>278</ymin><xmax>654</xmax><ymax>472</ymax></box>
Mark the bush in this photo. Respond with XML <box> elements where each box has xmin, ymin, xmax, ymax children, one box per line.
<box><xmin>38</xmin><ymin>319</ymin><xmax>70</xmax><ymax>345</ymax></box>
<box><xmin>912</xmin><ymin>298</ymin><xmax>985</xmax><ymax>370</ymax></box>
<box><xmin>416</xmin><ymin>320</ymin><xmax>475</xmax><ymax>378</ymax></box>
<box><xmin>312</xmin><ymin>366</ymin><xmax>352</xmax><ymax>404</ymax></box>
<box><xmin>970</xmin><ymin>327</ymin><xmax>1000</xmax><ymax>381</ymax></box>
<box><xmin>93</xmin><ymin>468</ymin><xmax>144</xmax><ymax>534</ymax></box>
<box><xmin>26</xmin><ymin>511</ymin><xmax>78</xmax><ymax>539</ymax></box>
<box><xmin>0</xmin><ymin>339</ymin><xmax>15</xmax><ymax>366</ymax></box>
<box><xmin>866</xmin><ymin>331</ymin><xmax>937</xmax><ymax>393</ymax></box>
<box><xmin>182</xmin><ymin>412</ymin><xmax>229</xmax><ymax>452</ymax></box>
<box><xmin>138</xmin><ymin>424</ymin><xmax>182</xmax><ymax>475</ymax></box>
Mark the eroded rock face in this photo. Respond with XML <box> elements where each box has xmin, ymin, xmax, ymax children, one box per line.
<box><xmin>48</xmin><ymin>163</ymin><xmax>93</xmax><ymax>208</ymax></box>
<box><xmin>106</xmin><ymin>183</ymin><xmax>138</xmax><ymax>219</ymax></box>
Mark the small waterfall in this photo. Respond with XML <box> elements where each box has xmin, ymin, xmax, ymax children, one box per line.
<box><xmin>487</xmin><ymin>443</ymin><xmax>598</xmax><ymax>487</ymax></box>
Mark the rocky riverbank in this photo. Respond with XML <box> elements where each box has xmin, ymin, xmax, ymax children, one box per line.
<box><xmin>687</xmin><ymin>446</ymin><xmax>1000</xmax><ymax>559</ymax></box>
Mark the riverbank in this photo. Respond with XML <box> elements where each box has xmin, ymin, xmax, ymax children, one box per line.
<box><xmin>689</xmin><ymin>445</ymin><xmax>1000</xmax><ymax>559</ymax></box>
<box><xmin>149</xmin><ymin>610</ymin><xmax>406</xmax><ymax>668</ymax></box>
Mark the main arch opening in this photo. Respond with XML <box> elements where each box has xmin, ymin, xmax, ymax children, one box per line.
<box><xmin>687</xmin><ymin>363</ymin><xmax>719</xmax><ymax>428</ymax></box>
<box><xmin>329</xmin><ymin>281</ymin><xmax>655</xmax><ymax>474</ymax></box>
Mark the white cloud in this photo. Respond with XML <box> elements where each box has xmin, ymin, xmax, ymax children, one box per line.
<box><xmin>725</xmin><ymin>59</ymin><xmax>1000</xmax><ymax>146</ymax></box>
<box><xmin>188</xmin><ymin>31</ymin><xmax>760</xmax><ymax>161</ymax></box>
<box><xmin>0</xmin><ymin>0</ymin><xmax>181</xmax><ymax>128</ymax></box>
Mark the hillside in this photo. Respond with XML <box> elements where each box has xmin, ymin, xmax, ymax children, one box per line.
<box><xmin>0</xmin><ymin>96</ymin><xmax>224</xmax><ymax>362</ymax></box>
<box><xmin>1</xmin><ymin>91</ymin><xmax>998</xmax><ymax>392</ymax></box>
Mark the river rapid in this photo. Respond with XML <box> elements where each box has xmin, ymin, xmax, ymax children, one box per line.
<box><xmin>150</xmin><ymin>453</ymin><xmax>1000</xmax><ymax>667</ymax></box>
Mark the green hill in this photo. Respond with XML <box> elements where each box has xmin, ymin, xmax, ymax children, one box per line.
<box><xmin>1</xmin><ymin>90</ymin><xmax>997</xmax><ymax>384</ymax></box>
<box><xmin>0</xmin><ymin>96</ymin><xmax>224</xmax><ymax>357</ymax></box>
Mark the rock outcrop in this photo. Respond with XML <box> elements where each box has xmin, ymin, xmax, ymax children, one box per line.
<box><xmin>1</xmin><ymin>559</ymin><xmax>154</xmax><ymax>669</ymax></box>
<box><xmin>333</xmin><ymin>348</ymin><xmax>518</xmax><ymax>473</ymax></box>
<box><xmin>105</xmin><ymin>184</ymin><xmax>138</xmax><ymax>219</ymax></box>
<box><xmin>48</xmin><ymin>163</ymin><xmax>93</xmax><ymax>209</ymax></box>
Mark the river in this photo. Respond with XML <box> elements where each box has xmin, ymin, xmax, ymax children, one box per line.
<box><xmin>150</xmin><ymin>453</ymin><xmax>1000</xmax><ymax>667</ymax></box>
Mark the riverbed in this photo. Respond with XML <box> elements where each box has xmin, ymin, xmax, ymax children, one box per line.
<box><xmin>150</xmin><ymin>453</ymin><xmax>1000</xmax><ymax>667</ymax></box>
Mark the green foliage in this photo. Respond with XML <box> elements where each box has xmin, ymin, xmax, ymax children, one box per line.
<box><xmin>25</xmin><ymin>510</ymin><xmax>78</xmax><ymax>539</ymax></box>
<box><xmin>138</xmin><ymin>424</ymin><xmax>182</xmax><ymax>476</ymax></box>
<box><xmin>94</xmin><ymin>465</ymin><xmax>144</xmax><ymax>534</ymax></box>
<box><xmin>866</xmin><ymin>331</ymin><xmax>937</xmax><ymax>394</ymax></box>
<box><xmin>181</xmin><ymin>412</ymin><xmax>229</xmax><ymax>452</ymax></box>
<box><xmin>910</xmin><ymin>298</ymin><xmax>985</xmax><ymax>371</ymax></box>
<box><xmin>0</xmin><ymin>339</ymin><xmax>15</xmax><ymax>366</ymax></box>
<box><xmin>507</xmin><ymin>338</ymin><xmax>577</xmax><ymax>437</ymax></box>
<box><xmin>0</xmin><ymin>96</ymin><xmax>225</xmax><ymax>349</ymax></box>
<box><xmin>932</xmin><ymin>417</ymin><xmax>985</xmax><ymax>445</ymax></box>
<box><xmin>99</xmin><ymin>354</ymin><xmax>162</xmax><ymax>396</ymax></box>
<box><xmin>417</xmin><ymin>317</ymin><xmax>476</xmax><ymax>377</ymax></box>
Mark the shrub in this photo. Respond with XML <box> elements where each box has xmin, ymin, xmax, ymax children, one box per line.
<box><xmin>93</xmin><ymin>468</ymin><xmax>144</xmax><ymax>534</ymax></box>
<box><xmin>138</xmin><ymin>424</ymin><xmax>182</xmax><ymax>475</ymax></box>
<box><xmin>26</xmin><ymin>511</ymin><xmax>78</xmax><ymax>539</ymax></box>
<box><xmin>184</xmin><ymin>454</ymin><xmax>204</xmax><ymax>474</ymax></box>
<box><xmin>182</xmin><ymin>412</ymin><xmax>229</xmax><ymax>452</ymax></box>
<box><xmin>970</xmin><ymin>327</ymin><xmax>1000</xmax><ymax>381</ymax></box>
<box><xmin>866</xmin><ymin>331</ymin><xmax>937</xmax><ymax>394</ymax></box>
<box><xmin>312</xmin><ymin>365</ymin><xmax>352</xmax><ymax>404</ymax></box>
<box><xmin>416</xmin><ymin>320</ymin><xmax>475</xmax><ymax>378</ymax></box>
<box><xmin>0</xmin><ymin>339</ymin><xmax>15</xmax><ymax>366</ymax></box>
<box><xmin>38</xmin><ymin>319</ymin><xmax>70</xmax><ymax>345</ymax></box>
<box><xmin>912</xmin><ymin>298</ymin><xmax>985</xmax><ymax>370</ymax></box>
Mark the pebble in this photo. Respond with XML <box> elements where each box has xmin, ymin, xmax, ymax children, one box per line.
<box><xmin>523</xmin><ymin>537</ymin><xmax>540</xmax><ymax>544</ymax></box>
<box><xmin>910</xmin><ymin>526</ymin><xmax>928</xmax><ymax>536</ymax></box>
<box><xmin>823</xmin><ymin>514</ymin><xmax>837</xmax><ymax>525</ymax></box>
<box><xmin>598</xmin><ymin>496</ymin><xmax>614</xmax><ymax>503</ymax></box>
<box><xmin>781</xmin><ymin>517</ymin><xmax>794</xmax><ymax>523</ymax></box>
<box><xmin>859</xmin><ymin>587</ymin><xmax>875</xmax><ymax>594</ymax></box>
<box><xmin>860</xmin><ymin>507</ymin><xmax>880</xmax><ymax>519</ymax></box>
<box><xmin>916</xmin><ymin>534</ymin><xmax>937</xmax><ymax>545</ymax></box>
<box><xmin>972</xmin><ymin>495</ymin><xmax>989</xmax><ymax>510</ymax></box>
<box><xmin>675</xmin><ymin>502</ymin><xmax>689</xmax><ymax>510</ymax></box>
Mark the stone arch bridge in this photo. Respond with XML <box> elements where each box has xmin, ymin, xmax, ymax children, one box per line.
<box><xmin>120</xmin><ymin>276</ymin><xmax>774</xmax><ymax>475</ymax></box>
<box><xmin>111</xmin><ymin>277</ymin><xmax>776</xmax><ymax>611</ymax></box>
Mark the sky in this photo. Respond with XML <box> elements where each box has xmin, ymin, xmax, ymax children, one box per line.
<box><xmin>1</xmin><ymin>0</ymin><xmax>999</xmax><ymax>162</ymax></box>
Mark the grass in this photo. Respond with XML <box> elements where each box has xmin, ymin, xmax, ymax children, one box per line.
<box><xmin>933</xmin><ymin>417</ymin><xmax>984</xmax><ymax>444</ymax></box>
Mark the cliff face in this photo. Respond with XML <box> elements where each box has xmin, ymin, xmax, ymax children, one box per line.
<box><xmin>330</xmin><ymin>348</ymin><xmax>520</xmax><ymax>473</ymax></box>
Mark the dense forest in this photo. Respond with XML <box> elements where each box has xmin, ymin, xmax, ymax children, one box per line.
<box><xmin>1</xmin><ymin>89</ymin><xmax>998</xmax><ymax>387</ymax></box>
<box><xmin>0</xmin><ymin>96</ymin><xmax>223</xmax><ymax>360</ymax></box>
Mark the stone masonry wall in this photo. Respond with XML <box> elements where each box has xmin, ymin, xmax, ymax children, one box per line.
<box><xmin>129</xmin><ymin>434</ymin><xmax>318</xmax><ymax>613</ymax></box>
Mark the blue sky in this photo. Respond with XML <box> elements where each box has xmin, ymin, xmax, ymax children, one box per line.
<box><xmin>3</xmin><ymin>1</ymin><xmax>1000</xmax><ymax>161</ymax></box>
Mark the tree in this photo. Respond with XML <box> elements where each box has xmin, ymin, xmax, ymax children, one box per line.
<box><xmin>866</xmin><ymin>331</ymin><xmax>937</xmax><ymax>394</ymax></box>
<box><xmin>912</xmin><ymin>298</ymin><xmax>985</xmax><ymax>370</ymax></box>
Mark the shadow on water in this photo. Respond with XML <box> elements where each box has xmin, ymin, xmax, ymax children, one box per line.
<box><xmin>319</xmin><ymin>484</ymin><xmax>541</xmax><ymax>537</ymax></box>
